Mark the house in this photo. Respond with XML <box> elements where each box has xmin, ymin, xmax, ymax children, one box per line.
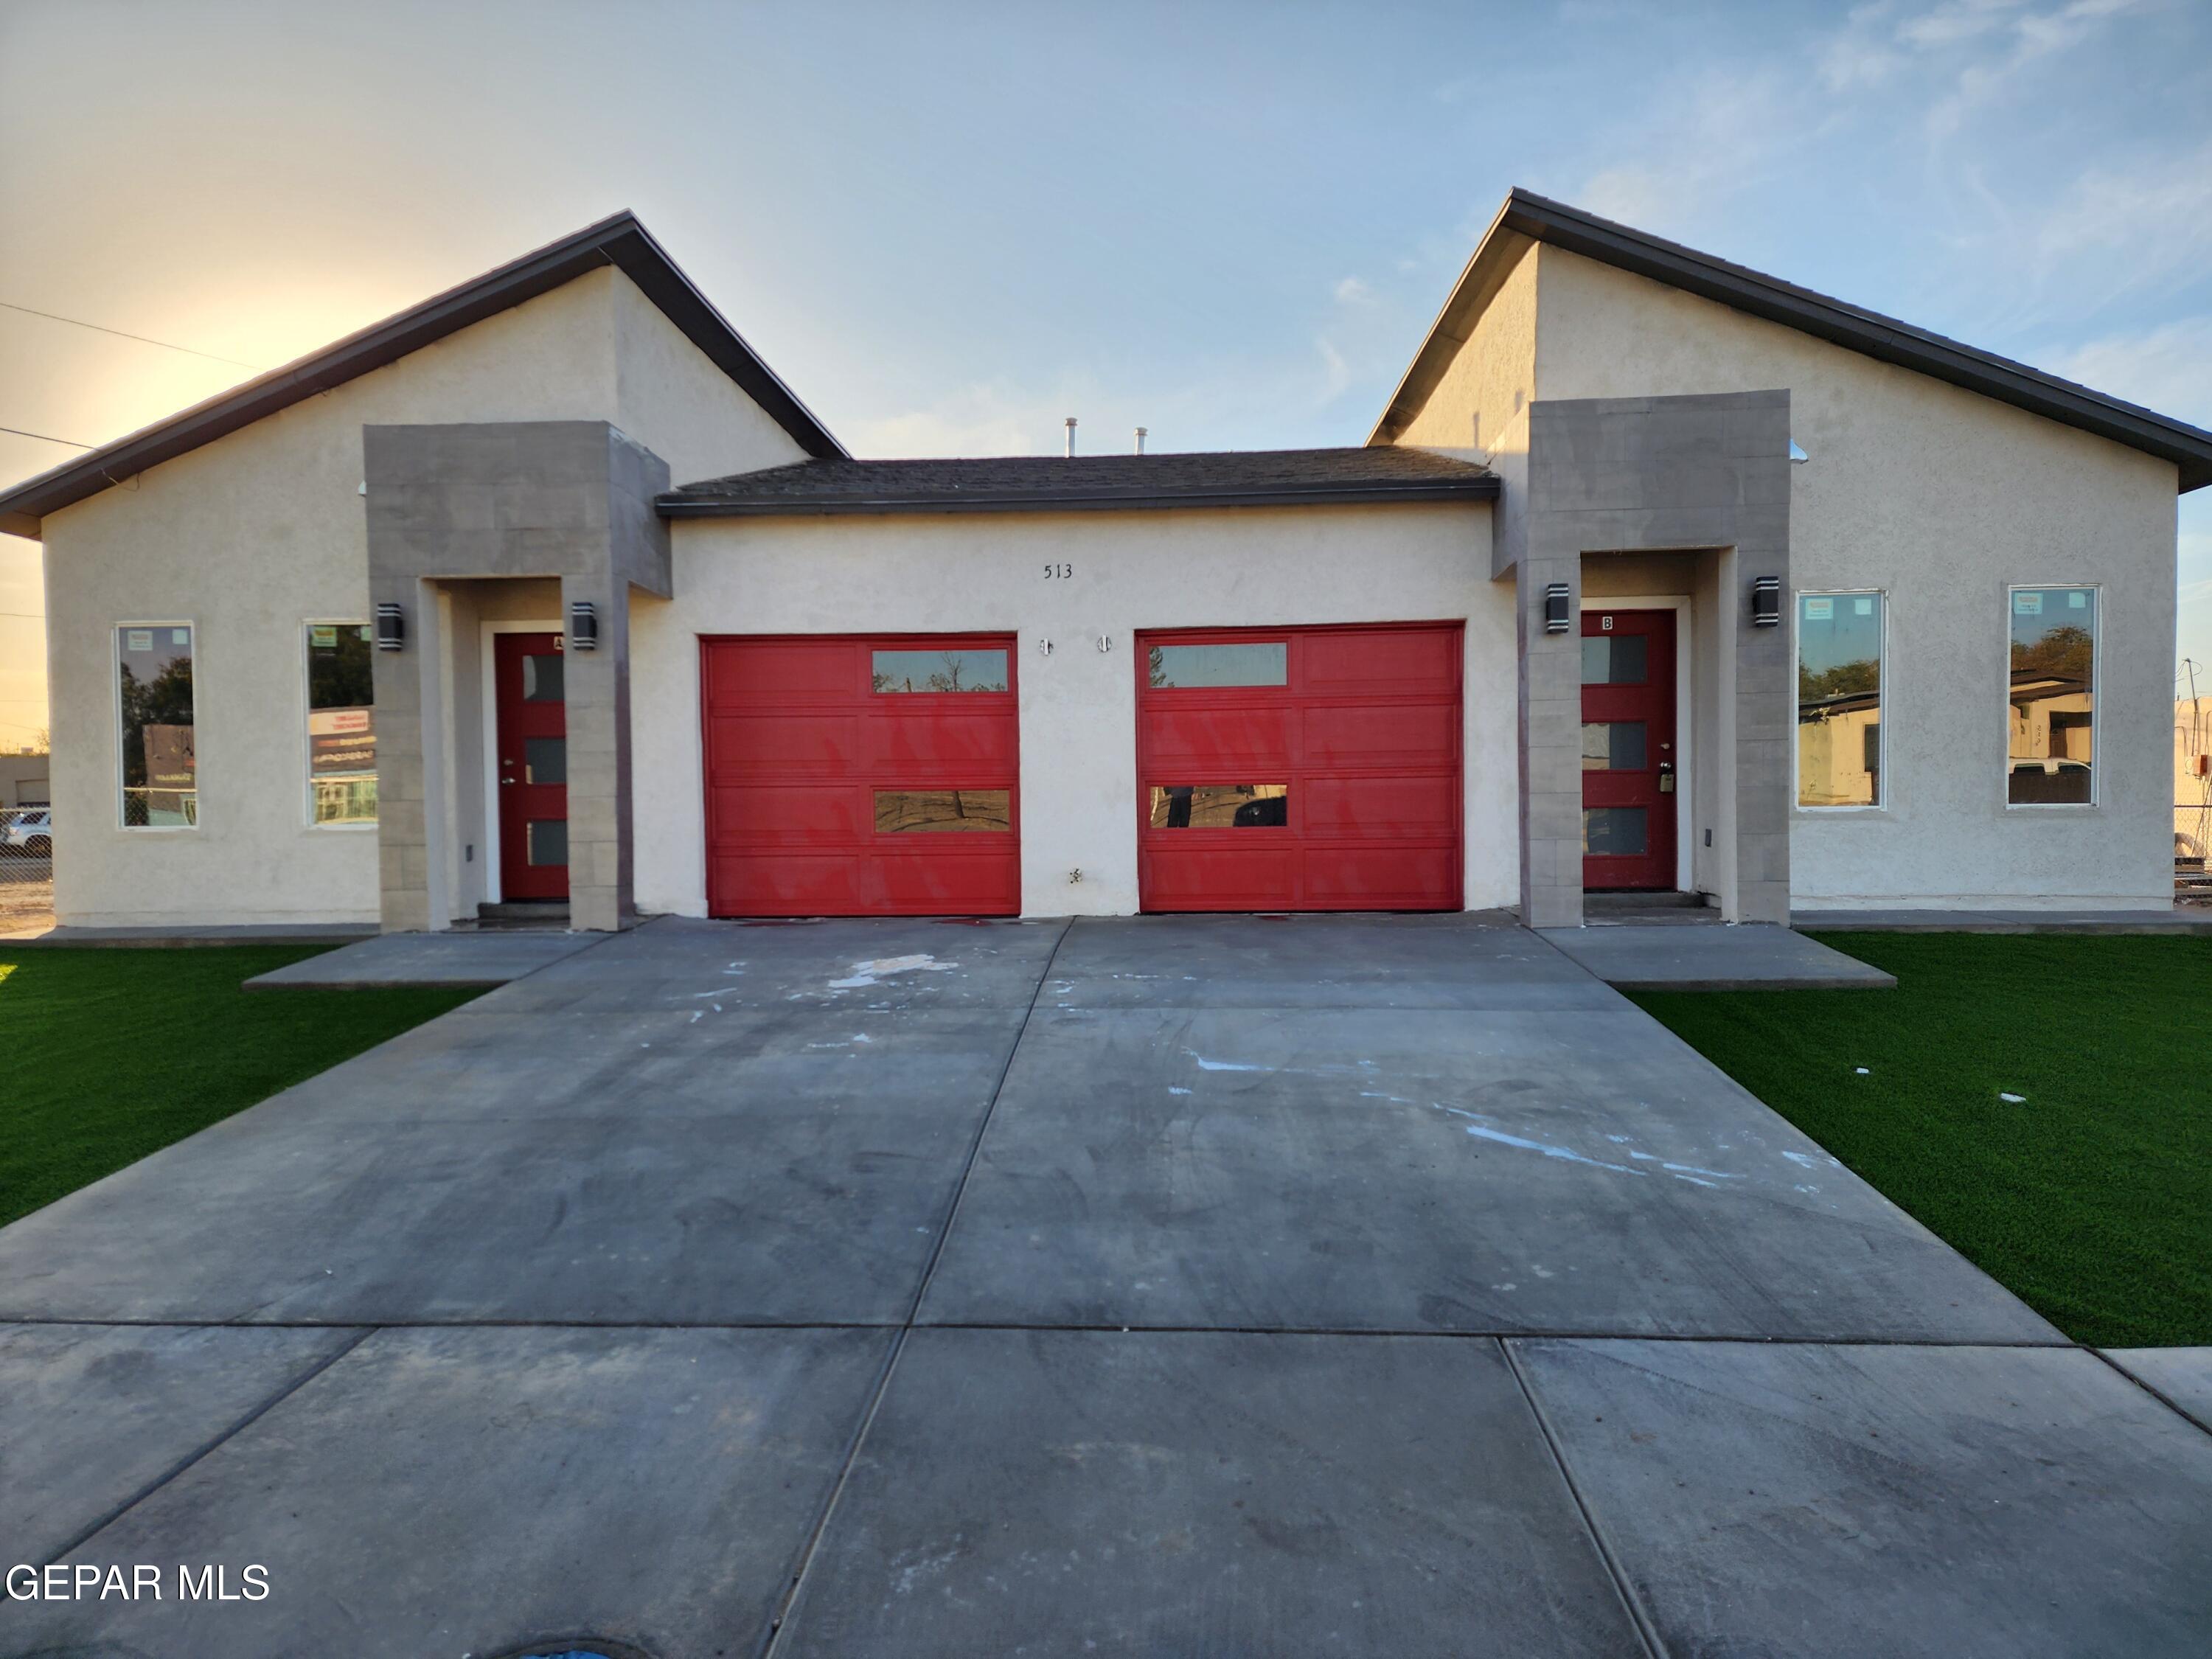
<box><xmin>3</xmin><ymin>191</ymin><xmax>2206</xmax><ymax>931</ymax></box>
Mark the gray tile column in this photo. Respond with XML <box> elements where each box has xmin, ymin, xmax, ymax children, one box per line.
<box><xmin>364</xmin><ymin>422</ymin><xmax>672</xmax><ymax>933</ymax></box>
<box><xmin>1517</xmin><ymin>391</ymin><xmax>1794</xmax><ymax>925</ymax></box>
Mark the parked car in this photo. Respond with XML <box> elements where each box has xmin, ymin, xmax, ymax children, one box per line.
<box><xmin>0</xmin><ymin>807</ymin><xmax>52</xmax><ymax>858</ymax></box>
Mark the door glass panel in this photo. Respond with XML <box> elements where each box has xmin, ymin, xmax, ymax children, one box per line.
<box><xmin>1580</xmin><ymin>635</ymin><xmax>1647</xmax><ymax>685</ymax></box>
<box><xmin>1580</xmin><ymin>722</ymin><xmax>1648</xmax><ymax>771</ymax></box>
<box><xmin>874</xmin><ymin>788</ymin><xmax>1012</xmax><ymax>832</ymax></box>
<box><xmin>523</xmin><ymin>653</ymin><xmax>565</xmax><ymax>702</ymax></box>
<box><xmin>2008</xmin><ymin>587</ymin><xmax>2095</xmax><ymax>804</ymax></box>
<box><xmin>1148</xmin><ymin>784</ymin><xmax>1290</xmax><ymax>828</ymax></box>
<box><xmin>1582</xmin><ymin>807</ymin><xmax>1648</xmax><ymax>855</ymax></box>
<box><xmin>526</xmin><ymin>818</ymin><xmax>568</xmax><ymax>866</ymax></box>
<box><xmin>871</xmin><ymin>649</ymin><xmax>1009</xmax><ymax>692</ymax></box>
<box><xmin>1147</xmin><ymin>643</ymin><xmax>1287</xmax><ymax>689</ymax></box>
<box><xmin>524</xmin><ymin>737</ymin><xmax>567</xmax><ymax>785</ymax></box>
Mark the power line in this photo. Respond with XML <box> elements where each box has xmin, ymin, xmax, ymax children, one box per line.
<box><xmin>0</xmin><ymin>424</ymin><xmax>94</xmax><ymax>449</ymax></box>
<box><xmin>0</xmin><ymin>299</ymin><xmax>264</xmax><ymax>371</ymax></box>
<box><xmin>0</xmin><ymin>611</ymin><xmax>46</xmax><ymax>620</ymax></box>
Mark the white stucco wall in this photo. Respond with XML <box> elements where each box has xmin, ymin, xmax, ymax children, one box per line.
<box><xmin>38</xmin><ymin>265</ymin><xmax>807</xmax><ymax>926</ymax></box>
<box><xmin>1533</xmin><ymin>246</ymin><xmax>2181</xmax><ymax>909</ymax></box>
<box><xmin>632</xmin><ymin>501</ymin><xmax>1506</xmax><ymax>917</ymax></box>
<box><xmin>610</xmin><ymin>276</ymin><xmax>812</xmax><ymax>487</ymax></box>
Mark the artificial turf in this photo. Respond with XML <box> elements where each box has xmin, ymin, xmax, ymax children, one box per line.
<box><xmin>1</xmin><ymin>945</ymin><xmax>480</xmax><ymax>1229</ymax></box>
<box><xmin>1629</xmin><ymin>931</ymin><xmax>2212</xmax><ymax>1348</ymax></box>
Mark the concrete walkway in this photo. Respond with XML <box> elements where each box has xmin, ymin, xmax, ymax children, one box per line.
<box><xmin>1</xmin><ymin>914</ymin><xmax>2205</xmax><ymax>1656</ymax></box>
<box><xmin>1540</xmin><ymin>920</ymin><xmax>1897</xmax><ymax>990</ymax></box>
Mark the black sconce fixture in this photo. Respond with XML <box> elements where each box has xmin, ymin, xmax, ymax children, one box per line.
<box><xmin>1543</xmin><ymin>582</ymin><xmax>1571</xmax><ymax>635</ymax></box>
<box><xmin>568</xmin><ymin>600</ymin><xmax>598</xmax><ymax>650</ymax></box>
<box><xmin>375</xmin><ymin>602</ymin><xmax>405</xmax><ymax>652</ymax></box>
<box><xmin>1751</xmin><ymin>577</ymin><xmax>1781</xmax><ymax>628</ymax></box>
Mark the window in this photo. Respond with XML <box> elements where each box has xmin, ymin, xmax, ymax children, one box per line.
<box><xmin>1581</xmin><ymin>722</ymin><xmax>1647</xmax><ymax>771</ymax></box>
<box><xmin>1147</xmin><ymin>643</ymin><xmax>1287</xmax><ymax>689</ymax></box>
<box><xmin>2008</xmin><ymin>587</ymin><xmax>2096</xmax><ymax>805</ymax></box>
<box><xmin>1797</xmin><ymin>592</ymin><xmax>1884</xmax><ymax>807</ymax></box>
<box><xmin>874</xmin><ymin>789</ymin><xmax>1012</xmax><ymax>832</ymax></box>
<box><xmin>1148</xmin><ymin>785</ymin><xmax>1289</xmax><ymax>828</ymax></box>
<box><xmin>872</xmin><ymin>649</ymin><xmax>1008</xmax><ymax>693</ymax></box>
<box><xmin>117</xmin><ymin>625</ymin><xmax>196</xmax><ymax>827</ymax></box>
<box><xmin>1582</xmin><ymin>806</ymin><xmax>1648</xmax><ymax>855</ymax></box>
<box><xmin>1580</xmin><ymin>635</ymin><xmax>1647</xmax><ymax>685</ymax></box>
<box><xmin>306</xmin><ymin>622</ymin><xmax>377</xmax><ymax>826</ymax></box>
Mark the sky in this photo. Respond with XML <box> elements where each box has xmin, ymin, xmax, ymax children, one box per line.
<box><xmin>4</xmin><ymin>0</ymin><xmax>2211</xmax><ymax>749</ymax></box>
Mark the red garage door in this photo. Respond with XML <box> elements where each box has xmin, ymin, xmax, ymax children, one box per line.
<box><xmin>1136</xmin><ymin>623</ymin><xmax>1462</xmax><ymax>912</ymax></box>
<box><xmin>702</xmin><ymin>635</ymin><xmax>1020</xmax><ymax>917</ymax></box>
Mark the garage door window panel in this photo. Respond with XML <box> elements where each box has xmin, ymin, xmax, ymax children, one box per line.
<box><xmin>872</xmin><ymin>649</ymin><xmax>1009</xmax><ymax>694</ymax></box>
<box><xmin>1147</xmin><ymin>785</ymin><xmax>1290</xmax><ymax>829</ymax></box>
<box><xmin>1147</xmin><ymin>642</ymin><xmax>1287</xmax><ymax>689</ymax></box>
<box><xmin>875</xmin><ymin>789</ymin><xmax>1013</xmax><ymax>833</ymax></box>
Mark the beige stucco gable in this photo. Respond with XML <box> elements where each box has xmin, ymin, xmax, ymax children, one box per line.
<box><xmin>39</xmin><ymin>261</ymin><xmax>806</xmax><ymax>928</ymax></box>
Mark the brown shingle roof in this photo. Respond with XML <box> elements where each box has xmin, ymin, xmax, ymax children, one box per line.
<box><xmin>661</xmin><ymin>446</ymin><xmax>1496</xmax><ymax>517</ymax></box>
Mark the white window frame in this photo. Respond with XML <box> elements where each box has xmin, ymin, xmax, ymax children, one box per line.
<box><xmin>113</xmin><ymin>619</ymin><xmax>200</xmax><ymax>832</ymax></box>
<box><xmin>302</xmin><ymin>619</ymin><xmax>378</xmax><ymax>832</ymax></box>
<box><xmin>1792</xmin><ymin>588</ymin><xmax>1890</xmax><ymax>815</ymax></box>
<box><xmin>2003</xmin><ymin>582</ymin><xmax>2101</xmax><ymax>812</ymax></box>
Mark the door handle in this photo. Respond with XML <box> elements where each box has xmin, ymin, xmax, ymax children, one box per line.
<box><xmin>1658</xmin><ymin>761</ymin><xmax>1676</xmax><ymax>795</ymax></box>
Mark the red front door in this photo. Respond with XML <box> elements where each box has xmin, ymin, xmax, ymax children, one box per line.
<box><xmin>1581</xmin><ymin>608</ymin><xmax>1676</xmax><ymax>891</ymax></box>
<box><xmin>494</xmin><ymin>631</ymin><xmax>569</xmax><ymax>902</ymax></box>
<box><xmin>701</xmin><ymin>635</ymin><xmax>1020</xmax><ymax>917</ymax></box>
<box><xmin>1135</xmin><ymin>623</ymin><xmax>1463</xmax><ymax>912</ymax></box>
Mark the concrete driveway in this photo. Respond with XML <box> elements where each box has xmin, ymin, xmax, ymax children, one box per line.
<box><xmin>3</xmin><ymin>915</ymin><xmax>2207</xmax><ymax>1656</ymax></box>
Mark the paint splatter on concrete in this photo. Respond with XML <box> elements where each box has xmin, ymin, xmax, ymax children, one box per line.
<box><xmin>830</xmin><ymin>954</ymin><xmax>959</xmax><ymax>990</ymax></box>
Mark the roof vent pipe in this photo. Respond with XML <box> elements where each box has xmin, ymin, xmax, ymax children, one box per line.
<box><xmin>1065</xmin><ymin>417</ymin><xmax>1077</xmax><ymax>457</ymax></box>
<box><xmin>1134</xmin><ymin>427</ymin><xmax>1147</xmax><ymax>455</ymax></box>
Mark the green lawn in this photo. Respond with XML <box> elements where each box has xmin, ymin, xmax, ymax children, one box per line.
<box><xmin>1630</xmin><ymin>932</ymin><xmax>2212</xmax><ymax>1348</ymax></box>
<box><xmin>1</xmin><ymin>945</ymin><xmax>480</xmax><ymax>1229</ymax></box>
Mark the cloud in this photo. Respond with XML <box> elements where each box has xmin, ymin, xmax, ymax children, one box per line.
<box><xmin>2025</xmin><ymin>139</ymin><xmax>2212</xmax><ymax>307</ymax></box>
<box><xmin>1332</xmin><ymin>276</ymin><xmax>1374</xmax><ymax>307</ymax></box>
<box><xmin>1812</xmin><ymin>0</ymin><xmax>2149</xmax><ymax>132</ymax></box>
<box><xmin>2048</xmin><ymin>316</ymin><xmax>2212</xmax><ymax>426</ymax></box>
<box><xmin>842</xmin><ymin>379</ymin><xmax>1091</xmax><ymax>458</ymax></box>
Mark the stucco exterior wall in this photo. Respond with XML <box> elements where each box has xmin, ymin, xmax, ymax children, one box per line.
<box><xmin>1395</xmin><ymin>243</ymin><xmax>1538</xmax><ymax>580</ymax></box>
<box><xmin>610</xmin><ymin>276</ymin><xmax>812</xmax><ymax>487</ymax></box>
<box><xmin>1533</xmin><ymin>248</ymin><xmax>2180</xmax><ymax>909</ymax></box>
<box><xmin>38</xmin><ymin>266</ymin><xmax>791</xmax><ymax>927</ymax></box>
<box><xmin>632</xmin><ymin>502</ymin><xmax>1506</xmax><ymax>918</ymax></box>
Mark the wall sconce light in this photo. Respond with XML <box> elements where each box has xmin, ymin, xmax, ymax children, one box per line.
<box><xmin>1543</xmin><ymin>582</ymin><xmax>1571</xmax><ymax>635</ymax></box>
<box><xmin>375</xmin><ymin>602</ymin><xmax>405</xmax><ymax>652</ymax></box>
<box><xmin>568</xmin><ymin>600</ymin><xmax>599</xmax><ymax>650</ymax></box>
<box><xmin>1751</xmin><ymin>576</ymin><xmax>1782</xmax><ymax>628</ymax></box>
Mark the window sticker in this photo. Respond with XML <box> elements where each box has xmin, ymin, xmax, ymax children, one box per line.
<box><xmin>310</xmin><ymin>625</ymin><xmax>338</xmax><ymax>649</ymax></box>
<box><xmin>1854</xmin><ymin>596</ymin><xmax>1874</xmax><ymax>616</ymax></box>
<box><xmin>2068</xmin><ymin>591</ymin><xmax>2087</xmax><ymax>608</ymax></box>
<box><xmin>2014</xmin><ymin>592</ymin><xmax>2042</xmax><ymax>615</ymax></box>
<box><xmin>127</xmin><ymin>628</ymin><xmax>153</xmax><ymax>650</ymax></box>
<box><xmin>1803</xmin><ymin>597</ymin><xmax>1833</xmax><ymax>621</ymax></box>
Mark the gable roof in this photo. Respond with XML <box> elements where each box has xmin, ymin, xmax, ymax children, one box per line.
<box><xmin>661</xmin><ymin>446</ymin><xmax>1498</xmax><ymax>518</ymax></box>
<box><xmin>0</xmin><ymin>212</ymin><xmax>844</xmax><ymax>539</ymax></box>
<box><xmin>1370</xmin><ymin>188</ymin><xmax>2212</xmax><ymax>493</ymax></box>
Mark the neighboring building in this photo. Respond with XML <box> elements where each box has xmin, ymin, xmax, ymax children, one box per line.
<box><xmin>2</xmin><ymin>192</ymin><xmax>2207</xmax><ymax>931</ymax></box>
<box><xmin>2180</xmin><ymin>696</ymin><xmax>2212</xmax><ymax>869</ymax></box>
<box><xmin>0</xmin><ymin>751</ymin><xmax>49</xmax><ymax>809</ymax></box>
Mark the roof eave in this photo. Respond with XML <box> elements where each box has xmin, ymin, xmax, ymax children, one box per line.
<box><xmin>0</xmin><ymin>212</ymin><xmax>845</xmax><ymax>540</ymax></box>
<box><xmin>657</xmin><ymin>477</ymin><xmax>1499</xmax><ymax>518</ymax></box>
